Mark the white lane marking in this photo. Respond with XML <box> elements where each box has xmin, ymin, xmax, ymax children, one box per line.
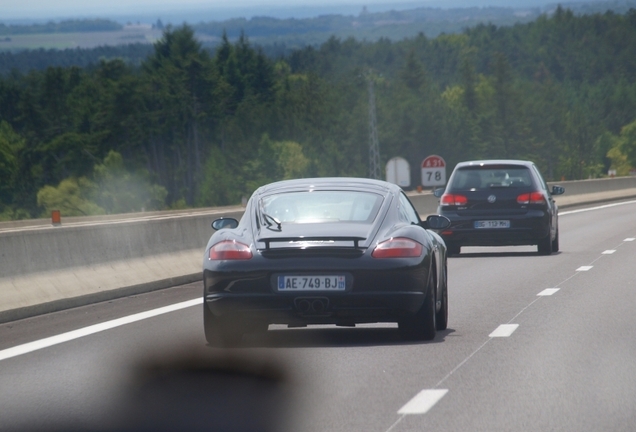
<box><xmin>390</xmin><ymin>215</ymin><xmax>636</xmax><ymax>430</ymax></box>
<box><xmin>560</xmin><ymin>200</ymin><xmax>636</xmax><ymax>216</ymax></box>
<box><xmin>0</xmin><ymin>298</ymin><xmax>203</xmax><ymax>362</ymax></box>
<box><xmin>602</xmin><ymin>250</ymin><xmax>616</xmax><ymax>254</ymax></box>
<box><xmin>576</xmin><ymin>266</ymin><xmax>593</xmax><ymax>271</ymax></box>
<box><xmin>398</xmin><ymin>389</ymin><xmax>449</xmax><ymax>415</ymax></box>
<box><xmin>489</xmin><ymin>324</ymin><xmax>519</xmax><ymax>338</ymax></box>
<box><xmin>538</xmin><ymin>288</ymin><xmax>560</xmax><ymax>296</ymax></box>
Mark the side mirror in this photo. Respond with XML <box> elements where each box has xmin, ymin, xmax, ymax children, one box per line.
<box><xmin>212</xmin><ymin>218</ymin><xmax>239</xmax><ymax>230</ymax></box>
<box><xmin>433</xmin><ymin>188</ymin><xmax>445</xmax><ymax>198</ymax></box>
<box><xmin>423</xmin><ymin>215</ymin><xmax>451</xmax><ymax>230</ymax></box>
<box><xmin>551</xmin><ymin>185</ymin><xmax>565</xmax><ymax>195</ymax></box>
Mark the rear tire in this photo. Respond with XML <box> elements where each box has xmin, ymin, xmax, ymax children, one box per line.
<box><xmin>203</xmin><ymin>303</ymin><xmax>244</xmax><ymax>347</ymax></box>
<box><xmin>436</xmin><ymin>261</ymin><xmax>448</xmax><ymax>331</ymax></box>
<box><xmin>537</xmin><ymin>233</ymin><xmax>553</xmax><ymax>255</ymax></box>
<box><xmin>399</xmin><ymin>270</ymin><xmax>437</xmax><ymax>341</ymax></box>
<box><xmin>551</xmin><ymin>228</ymin><xmax>560</xmax><ymax>252</ymax></box>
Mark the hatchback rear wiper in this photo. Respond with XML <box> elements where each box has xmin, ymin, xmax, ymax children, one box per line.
<box><xmin>262</xmin><ymin>212</ymin><xmax>282</xmax><ymax>230</ymax></box>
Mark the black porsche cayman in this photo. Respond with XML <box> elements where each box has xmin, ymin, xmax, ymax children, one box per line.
<box><xmin>203</xmin><ymin>177</ymin><xmax>451</xmax><ymax>345</ymax></box>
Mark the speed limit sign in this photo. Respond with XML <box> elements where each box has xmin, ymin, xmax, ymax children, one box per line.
<box><xmin>421</xmin><ymin>155</ymin><xmax>446</xmax><ymax>187</ymax></box>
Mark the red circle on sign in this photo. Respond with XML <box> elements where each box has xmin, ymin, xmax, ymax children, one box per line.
<box><xmin>421</xmin><ymin>155</ymin><xmax>446</xmax><ymax>168</ymax></box>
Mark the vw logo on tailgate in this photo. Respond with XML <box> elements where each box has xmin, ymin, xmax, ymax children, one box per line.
<box><xmin>487</xmin><ymin>195</ymin><xmax>497</xmax><ymax>203</ymax></box>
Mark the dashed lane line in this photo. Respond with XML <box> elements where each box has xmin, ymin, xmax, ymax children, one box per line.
<box><xmin>397</xmin><ymin>389</ymin><xmax>449</xmax><ymax>415</ymax></box>
<box><xmin>538</xmin><ymin>288</ymin><xmax>560</xmax><ymax>296</ymax></box>
<box><xmin>489</xmin><ymin>324</ymin><xmax>520</xmax><ymax>338</ymax></box>
<box><xmin>387</xmin><ymin>230</ymin><xmax>635</xmax><ymax>430</ymax></box>
<box><xmin>576</xmin><ymin>266</ymin><xmax>594</xmax><ymax>271</ymax></box>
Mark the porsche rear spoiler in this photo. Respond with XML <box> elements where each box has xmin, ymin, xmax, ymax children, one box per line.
<box><xmin>259</xmin><ymin>236</ymin><xmax>367</xmax><ymax>250</ymax></box>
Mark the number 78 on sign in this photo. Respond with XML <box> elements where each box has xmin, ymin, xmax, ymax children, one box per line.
<box><xmin>421</xmin><ymin>155</ymin><xmax>446</xmax><ymax>187</ymax></box>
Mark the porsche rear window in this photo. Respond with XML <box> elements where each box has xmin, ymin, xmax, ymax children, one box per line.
<box><xmin>260</xmin><ymin>191</ymin><xmax>383</xmax><ymax>224</ymax></box>
<box><xmin>450</xmin><ymin>167</ymin><xmax>533</xmax><ymax>190</ymax></box>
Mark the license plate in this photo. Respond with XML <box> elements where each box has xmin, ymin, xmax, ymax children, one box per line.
<box><xmin>277</xmin><ymin>275</ymin><xmax>346</xmax><ymax>291</ymax></box>
<box><xmin>474</xmin><ymin>220</ymin><xmax>510</xmax><ymax>229</ymax></box>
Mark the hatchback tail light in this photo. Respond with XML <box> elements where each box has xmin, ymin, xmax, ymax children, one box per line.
<box><xmin>209</xmin><ymin>240</ymin><xmax>253</xmax><ymax>260</ymax></box>
<box><xmin>372</xmin><ymin>238</ymin><xmax>423</xmax><ymax>258</ymax></box>
<box><xmin>440</xmin><ymin>193</ymin><xmax>468</xmax><ymax>206</ymax></box>
<box><xmin>517</xmin><ymin>192</ymin><xmax>546</xmax><ymax>205</ymax></box>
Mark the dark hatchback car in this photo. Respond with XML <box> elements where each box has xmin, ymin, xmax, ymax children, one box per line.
<box><xmin>434</xmin><ymin>160</ymin><xmax>564</xmax><ymax>256</ymax></box>
<box><xmin>203</xmin><ymin>177</ymin><xmax>451</xmax><ymax>345</ymax></box>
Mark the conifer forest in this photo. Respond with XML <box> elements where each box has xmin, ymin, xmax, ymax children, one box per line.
<box><xmin>1</xmin><ymin>7</ymin><xmax>635</xmax><ymax>219</ymax></box>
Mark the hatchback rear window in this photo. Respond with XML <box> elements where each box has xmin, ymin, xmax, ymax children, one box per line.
<box><xmin>260</xmin><ymin>191</ymin><xmax>384</xmax><ymax>224</ymax></box>
<box><xmin>450</xmin><ymin>167</ymin><xmax>533</xmax><ymax>190</ymax></box>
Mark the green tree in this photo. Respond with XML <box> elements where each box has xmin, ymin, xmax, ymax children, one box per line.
<box><xmin>0</xmin><ymin>121</ymin><xmax>24</xmax><ymax>209</ymax></box>
<box><xmin>141</xmin><ymin>24</ymin><xmax>219</xmax><ymax>206</ymax></box>
<box><xmin>400</xmin><ymin>50</ymin><xmax>427</xmax><ymax>91</ymax></box>
<box><xmin>196</xmin><ymin>151</ymin><xmax>240</xmax><ymax>207</ymax></box>
<box><xmin>92</xmin><ymin>151</ymin><xmax>167</xmax><ymax>213</ymax></box>
<box><xmin>605</xmin><ymin>119</ymin><xmax>636</xmax><ymax>175</ymax></box>
<box><xmin>36</xmin><ymin>151</ymin><xmax>167</xmax><ymax>217</ymax></box>
<box><xmin>560</xmin><ymin>106</ymin><xmax>603</xmax><ymax>179</ymax></box>
<box><xmin>36</xmin><ymin>177</ymin><xmax>104</xmax><ymax>217</ymax></box>
<box><xmin>276</xmin><ymin>140</ymin><xmax>310</xmax><ymax>180</ymax></box>
<box><xmin>242</xmin><ymin>134</ymin><xmax>310</xmax><ymax>194</ymax></box>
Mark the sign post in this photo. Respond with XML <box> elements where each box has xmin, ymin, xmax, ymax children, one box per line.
<box><xmin>421</xmin><ymin>155</ymin><xmax>446</xmax><ymax>188</ymax></box>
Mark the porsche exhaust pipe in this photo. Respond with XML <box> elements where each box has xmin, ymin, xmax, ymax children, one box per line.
<box><xmin>296</xmin><ymin>299</ymin><xmax>311</xmax><ymax>313</ymax></box>
<box><xmin>294</xmin><ymin>297</ymin><xmax>329</xmax><ymax>314</ymax></box>
<box><xmin>312</xmin><ymin>299</ymin><xmax>326</xmax><ymax>313</ymax></box>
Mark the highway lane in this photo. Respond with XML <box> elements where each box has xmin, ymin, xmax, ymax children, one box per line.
<box><xmin>392</xmin><ymin>200</ymin><xmax>636</xmax><ymax>432</ymax></box>
<box><xmin>0</xmin><ymin>199</ymin><xmax>635</xmax><ymax>431</ymax></box>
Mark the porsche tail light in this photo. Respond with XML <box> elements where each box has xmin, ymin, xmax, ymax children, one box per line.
<box><xmin>209</xmin><ymin>240</ymin><xmax>253</xmax><ymax>260</ymax></box>
<box><xmin>372</xmin><ymin>238</ymin><xmax>423</xmax><ymax>258</ymax></box>
<box><xmin>517</xmin><ymin>192</ymin><xmax>545</xmax><ymax>205</ymax></box>
<box><xmin>440</xmin><ymin>193</ymin><xmax>468</xmax><ymax>206</ymax></box>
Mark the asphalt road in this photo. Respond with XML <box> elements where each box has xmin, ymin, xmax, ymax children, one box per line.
<box><xmin>1</xmin><ymin>199</ymin><xmax>635</xmax><ymax>431</ymax></box>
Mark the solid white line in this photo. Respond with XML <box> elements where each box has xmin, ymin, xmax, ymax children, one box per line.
<box><xmin>489</xmin><ymin>324</ymin><xmax>519</xmax><ymax>338</ymax></box>
<box><xmin>559</xmin><ymin>199</ymin><xmax>636</xmax><ymax>216</ymax></box>
<box><xmin>576</xmin><ymin>266</ymin><xmax>593</xmax><ymax>271</ymax></box>
<box><xmin>625</xmin><ymin>238</ymin><xmax>635</xmax><ymax>242</ymax></box>
<box><xmin>538</xmin><ymin>288</ymin><xmax>560</xmax><ymax>296</ymax></box>
<box><xmin>398</xmin><ymin>389</ymin><xmax>448</xmax><ymax>415</ymax></box>
<box><xmin>0</xmin><ymin>298</ymin><xmax>203</xmax><ymax>362</ymax></box>
<box><xmin>602</xmin><ymin>250</ymin><xmax>616</xmax><ymax>254</ymax></box>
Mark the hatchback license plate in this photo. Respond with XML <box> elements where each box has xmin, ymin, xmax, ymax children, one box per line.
<box><xmin>474</xmin><ymin>220</ymin><xmax>510</xmax><ymax>229</ymax></box>
<box><xmin>278</xmin><ymin>275</ymin><xmax>346</xmax><ymax>291</ymax></box>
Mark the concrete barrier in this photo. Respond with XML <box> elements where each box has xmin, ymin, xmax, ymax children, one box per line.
<box><xmin>548</xmin><ymin>176</ymin><xmax>636</xmax><ymax>195</ymax></box>
<box><xmin>406</xmin><ymin>176</ymin><xmax>636</xmax><ymax>215</ymax></box>
<box><xmin>1</xmin><ymin>177</ymin><xmax>636</xmax><ymax>323</ymax></box>
<box><xmin>0</xmin><ymin>207</ymin><xmax>244</xmax><ymax>278</ymax></box>
<box><xmin>0</xmin><ymin>207</ymin><xmax>244</xmax><ymax>323</ymax></box>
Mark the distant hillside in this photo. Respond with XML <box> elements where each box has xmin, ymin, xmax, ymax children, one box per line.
<box><xmin>189</xmin><ymin>0</ymin><xmax>636</xmax><ymax>49</ymax></box>
<box><xmin>1</xmin><ymin>0</ymin><xmax>635</xmax><ymax>73</ymax></box>
<box><xmin>0</xmin><ymin>19</ymin><xmax>122</xmax><ymax>36</ymax></box>
<box><xmin>0</xmin><ymin>44</ymin><xmax>153</xmax><ymax>75</ymax></box>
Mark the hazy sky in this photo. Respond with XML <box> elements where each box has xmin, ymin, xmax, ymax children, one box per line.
<box><xmin>1</xmin><ymin>0</ymin><xmax>548</xmax><ymax>21</ymax></box>
<box><xmin>3</xmin><ymin>0</ymin><xmax>412</xmax><ymax>19</ymax></box>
